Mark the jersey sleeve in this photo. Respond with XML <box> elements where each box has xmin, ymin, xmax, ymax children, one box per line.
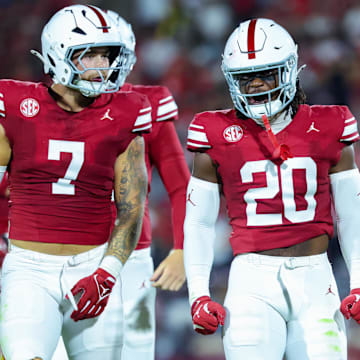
<box><xmin>154</xmin><ymin>86</ymin><xmax>178</xmax><ymax>122</ymax></box>
<box><xmin>339</xmin><ymin>106</ymin><xmax>360</xmax><ymax>143</ymax></box>
<box><xmin>0</xmin><ymin>79</ymin><xmax>19</xmax><ymax>144</ymax></box>
<box><xmin>186</xmin><ymin>113</ymin><xmax>212</xmax><ymax>152</ymax></box>
<box><xmin>131</xmin><ymin>94</ymin><xmax>152</xmax><ymax>134</ymax></box>
<box><xmin>130</xmin><ymin>84</ymin><xmax>178</xmax><ymax>123</ymax></box>
<box><xmin>0</xmin><ymin>92</ymin><xmax>5</xmax><ymax>119</ymax></box>
<box><xmin>149</xmin><ymin>121</ymin><xmax>190</xmax><ymax>248</ymax></box>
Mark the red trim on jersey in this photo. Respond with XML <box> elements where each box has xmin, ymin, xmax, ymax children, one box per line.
<box><xmin>187</xmin><ymin>140</ymin><xmax>210</xmax><ymax>149</ymax></box>
<box><xmin>157</xmin><ymin>97</ymin><xmax>178</xmax><ymax>121</ymax></box>
<box><xmin>247</xmin><ymin>19</ymin><xmax>257</xmax><ymax>59</ymax></box>
<box><xmin>342</xmin><ymin>133</ymin><xmax>360</xmax><ymax>141</ymax></box>
<box><xmin>86</xmin><ymin>5</ymin><xmax>109</xmax><ymax>33</ymax></box>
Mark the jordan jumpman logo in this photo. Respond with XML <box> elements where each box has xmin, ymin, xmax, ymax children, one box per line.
<box><xmin>307</xmin><ymin>122</ymin><xmax>320</xmax><ymax>133</ymax></box>
<box><xmin>101</xmin><ymin>109</ymin><xmax>114</xmax><ymax>121</ymax></box>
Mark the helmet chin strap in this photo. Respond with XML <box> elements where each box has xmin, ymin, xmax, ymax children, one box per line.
<box><xmin>247</xmin><ymin>99</ymin><xmax>283</xmax><ymax>124</ymax></box>
<box><xmin>30</xmin><ymin>49</ymin><xmax>45</xmax><ymax>64</ymax></box>
<box><xmin>73</xmin><ymin>79</ymin><xmax>105</xmax><ymax>97</ymax></box>
<box><xmin>30</xmin><ymin>49</ymin><xmax>57</xmax><ymax>80</ymax></box>
<box><xmin>261</xmin><ymin>114</ymin><xmax>293</xmax><ymax>161</ymax></box>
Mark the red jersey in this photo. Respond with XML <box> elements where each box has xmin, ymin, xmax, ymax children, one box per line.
<box><xmin>0</xmin><ymin>79</ymin><xmax>152</xmax><ymax>245</ymax></box>
<box><xmin>0</xmin><ymin>173</ymin><xmax>9</xmax><ymax>235</ymax></box>
<box><xmin>118</xmin><ymin>83</ymin><xmax>190</xmax><ymax>250</ymax></box>
<box><xmin>187</xmin><ymin>105</ymin><xmax>360</xmax><ymax>255</ymax></box>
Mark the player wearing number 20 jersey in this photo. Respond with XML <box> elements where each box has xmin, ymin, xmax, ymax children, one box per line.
<box><xmin>184</xmin><ymin>18</ymin><xmax>360</xmax><ymax>360</ymax></box>
<box><xmin>0</xmin><ymin>79</ymin><xmax>151</xmax><ymax>245</ymax></box>
<box><xmin>187</xmin><ymin>104</ymin><xmax>359</xmax><ymax>255</ymax></box>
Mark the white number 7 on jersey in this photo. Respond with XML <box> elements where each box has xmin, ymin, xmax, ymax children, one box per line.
<box><xmin>48</xmin><ymin>140</ymin><xmax>85</xmax><ymax>195</ymax></box>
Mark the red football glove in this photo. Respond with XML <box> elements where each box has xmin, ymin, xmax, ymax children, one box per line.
<box><xmin>70</xmin><ymin>268</ymin><xmax>116</xmax><ymax>322</ymax></box>
<box><xmin>340</xmin><ymin>288</ymin><xmax>360</xmax><ymax>323</ymax></box>
<box><xmin>191</xmin><ymin>296</ymin><xmax>226</xmax><ymax>335</ymax></box>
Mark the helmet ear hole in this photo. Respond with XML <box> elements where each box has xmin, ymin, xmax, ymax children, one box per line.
<box><xmin>47</xmin><ymin>55</ymin><xmax>56</xmax><ymax>67</ymax></box>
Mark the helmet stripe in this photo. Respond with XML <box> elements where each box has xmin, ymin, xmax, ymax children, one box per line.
<box><xmin>247</xmin><ymin>19</ymin><xmax>257</xmax><ymax>59</ymax></box>
<box><xmin>86</xmin><ymin>5</ymin><xmax>109</xmax><ymax>33</ymax></box>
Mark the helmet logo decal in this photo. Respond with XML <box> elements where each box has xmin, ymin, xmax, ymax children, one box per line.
<box><xmin>20</xmin><ymin>98</ymin><xmax>40</xmax><ymax>118</ymax></box>
<box><xmin>85</xmin><ymin>5</ymin><xmax>109</xmax><ymax>33</ymax></box>
<box><xmin>223</xmin><ymin>125</ymin><xmax>243</xmax><ymax>143</ymax></box>
<box><xmin>247</xmin><ymin>19</ymin><xmax>257</xmax><ymax>59</ymax></box>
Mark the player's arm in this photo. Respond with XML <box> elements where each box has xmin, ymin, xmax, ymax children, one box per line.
<box><xmin>329</xmin><ymin>145</ymin><xmax>360</xmax><ymax>323</ymax></box>
<box><xmin>150</xmin><ymin>121</ymin><xmax>190</xmax><ymax>291</ymax></box>
<box><xmin>0</xmin><ymin>124</ymin><xmax>11</xmax><ymax>180</ymax></box>
<box><xmin>184</xmin><ymin>152</ymin><xmax>225</xmax><ymax>335</ymax></box>
<box><xmin>70</xmin><ymin>136</ymin><xmax>147</xmax><ymax>322</ymax></box>
<box><xmin>107</xmin><ymin>135</ymin><xmax>148</xmax><ymax>262</ymax></box>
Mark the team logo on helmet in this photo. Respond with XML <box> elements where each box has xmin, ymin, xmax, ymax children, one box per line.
<box><xmin>20</xmin><ymin>98</ymin><xmax>40</xmax><ymax>117</ymax></box>
<box><xmin>223</xmin><ymin>125</ymin><xmax>243</xmax><ymax>143</ymax></box>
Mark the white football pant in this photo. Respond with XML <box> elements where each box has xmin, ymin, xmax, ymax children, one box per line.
<box><xmin>0</xmin><ymin>244</ymin><xmax>155</xmax><ymax>360</ymax></box>
<box><xmin>222</xmin><ymin>252</ymin><xmax>346</xmax><ymax>360</ymax></box>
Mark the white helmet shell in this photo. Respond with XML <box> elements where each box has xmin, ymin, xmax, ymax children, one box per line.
<box><xmin>40</xmin><ymin>4</ymin><xmax>124</xmax><ymax>97</ymax></box>
<box><xmin>221</xmin><ymin>18</ymin><xmax>299</xmax><ymax>119</ymax></box>
<box><xmin>106</xmin><ymin>10</ymin><xmax>137</xmax><ymax>87</ymax></box>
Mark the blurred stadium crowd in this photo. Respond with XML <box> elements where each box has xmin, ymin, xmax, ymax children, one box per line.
<box><xmin>1</xmin><ymin>0</ymin><xmax>360</xmax><ymax>358</ymax></box>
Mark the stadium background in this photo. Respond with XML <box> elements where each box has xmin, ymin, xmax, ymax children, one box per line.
<box><xmin>1</xmin><ymin>0</ymin><xmax>360</xmax><ymax>358</ymax></box>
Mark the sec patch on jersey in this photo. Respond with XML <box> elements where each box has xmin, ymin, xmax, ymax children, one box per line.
<box><xmin>223</xmin><ymin>125</ymin><xmax>243</xmax><ymax>143</ymax></box>
<box><xmin>20</xmin><ymin>98</ymin><xmax>40</xmax><ymax>117</ymax></box>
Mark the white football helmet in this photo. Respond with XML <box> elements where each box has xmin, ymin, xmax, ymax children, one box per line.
<box><xmin>106</xmin><ymin>10</ymin><xmax>137</xmax><ymax>87</ymax></box>
<box><xmin>36</xmin><ymin>5</ymin><xmax>128</xmax><ymax>97</ymax></box>
<box><xmin>221</xmin><ymin>18</ymin><xmax>299</xmax><ymax>119</ymax></box>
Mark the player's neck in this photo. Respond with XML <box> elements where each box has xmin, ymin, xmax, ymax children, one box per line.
<box><xmin>49</xmin><ymin>84</ymin><xmax>95</xmax><ymax>112</ymax></box>
<box><xmin>269</xmin><ymin>109</ymin><xmax>293</xmax><ymax>134</ymax></box>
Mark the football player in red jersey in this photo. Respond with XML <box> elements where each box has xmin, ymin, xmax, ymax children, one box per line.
<box><xmin>184</xmin><ymin>18</ymin><xmax>360</xmax><ymax>359</ymax></box>
<box><xmin>0</xmin><ymin>5</ymin><xmax>152</xmax><ymax>360</ymax></box>
<box><xmin>104</xmin><ymin>11</ymin><xmax>189</xmax><ymax>360</ymax></box>
<box><xmin>51</xmin><ymin>10</ymin><xmax>190</xmax><ymax>360</ymax></box>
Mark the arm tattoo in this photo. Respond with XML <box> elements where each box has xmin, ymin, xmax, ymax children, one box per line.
<box><xmin>106</xmin><ymin>136</ymin><xmax>148</xmax><ymax>264</ymax></box>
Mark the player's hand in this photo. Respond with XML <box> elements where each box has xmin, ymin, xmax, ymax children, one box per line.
<box><xmin>70</xmin><ymin>268</ymin><xmax>116</xmax><ymax>322</ymax></box>
<box><xmin>150</xmin><ymin>249</ymin><xmax>185</xmax><ymax>291</ymax></box>
<box><xmin>191</xmin><ymin>296</ymin><xmax>226</xmax><ymax>335</ymax></box>
<box><xmin>340</xmin><ymin>288</ymin><xmax>360</xmax><ymax>323</ymax></box>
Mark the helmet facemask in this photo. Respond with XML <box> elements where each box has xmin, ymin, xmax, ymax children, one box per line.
<box><xmin>65</xmin><ymin>44</ymin><xmax>125</xmax><ymax>97</ymax></box>
<box><xmin>222</xmin><ymin>53</ymin><xmax>298</xmax><ymax>120</ymax></box>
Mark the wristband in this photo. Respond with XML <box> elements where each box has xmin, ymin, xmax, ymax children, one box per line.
<box><xmin>0</xmin><ymin>166</ymin><xmax>6</xmax><ymax>183</ymax></box>
<box><xmin>188</xmin><ymin>275</ymin><xmax>211</xmax><ymax>306</ymax></box>
<box><xmin>350</xmin><ymin>259</ymin><xmax>360</xmax><ymax>290</ymax></box>
<box><xmin>100</xmin><ymin>255</ymin><xmax>123</xmax><ymax>279</ymax></box>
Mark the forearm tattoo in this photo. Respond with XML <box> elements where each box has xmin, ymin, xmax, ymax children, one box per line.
<box><xmin>106</xmin><ymin>136</ymin><xmax>148</xmax><ymax>264</ymax></box>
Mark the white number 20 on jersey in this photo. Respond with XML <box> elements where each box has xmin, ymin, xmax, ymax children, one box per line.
<box><xmin>240</xmin><ymin>157</ymin><xmax>317</xmax><ymax>226</ymax></box>
<box><xmin>48</xmin><ymin>140</ymin><xmax>85</xmax><ymax>195</ymax></box>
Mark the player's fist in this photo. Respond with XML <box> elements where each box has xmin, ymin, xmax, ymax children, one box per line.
<box><xmin>70</xmin><ymin>268</ymin><xmax>116</xmax><ymax>322</ymax></box>
<box><xmin>340</xmin><ymin>288</ymin><xmax>360</xmax><ymax>323</ymax></box>
<box><xmin>191</xmin><ymin>296</ymin><xmax>226</xmax><ymax>335</ymax></box>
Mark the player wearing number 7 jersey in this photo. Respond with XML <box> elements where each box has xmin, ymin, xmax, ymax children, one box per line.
<box><xmin>184</xmin><ymin>18</ymin><xmax>360</xmax><ymax>360</ymax></box>
<box><xmin>0</xmin><ymin>5</ymin><xmax>151</xmax><ymax>360</ymax></box>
